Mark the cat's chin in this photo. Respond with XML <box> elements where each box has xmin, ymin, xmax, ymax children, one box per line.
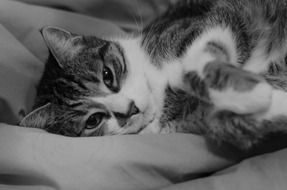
<box><xmin>110</xmin><ymin>111</ymin><xmax>155</xmax><ymax>135</ymax></box>
<box><xmin>134</xmin><ymin>103</ymin><xmax>159</xmax><ymax>134</ymax></box>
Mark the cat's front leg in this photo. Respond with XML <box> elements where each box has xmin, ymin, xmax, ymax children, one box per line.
<box><xmin>256</xmin><ymin>89</ymin><xmax>287</xmax><ymax>121</ymax></box>
<box><xmin>183</xmin><ymin>61</ymin><xmax>287</xmax><ymax>149</ymax></box>
<box><xmin>184</xmin><ymin>60</ymin><xmax>273</xmax><ymax>115</ymax></box>
<box><xmin>203</xmin><ymin>61</ymin><xmax>273</xmax><ymax>114</ymax></box>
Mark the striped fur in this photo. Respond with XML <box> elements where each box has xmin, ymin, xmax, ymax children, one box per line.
<box><xmin>21</xmin><ymin>0</ymin><xmax>287</xmax><ymax>150</ymax></box>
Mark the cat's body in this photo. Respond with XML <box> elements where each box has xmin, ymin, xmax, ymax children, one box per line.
<box><xmin>21</xmin><ymin>0</ymin><xmax>287</xmax><ymax>149</ymax></box>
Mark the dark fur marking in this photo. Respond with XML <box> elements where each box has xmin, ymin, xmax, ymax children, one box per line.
<box><xmin>184</xmin><ymin>71</ymin><xmax>209</xmax><ymax>97</ymax></box>
<box><xmin>207</xmin><ymin>112</ymin><xmax>287</xmax><ymax>150</ymax></box>
<box><xmin>160</xmin><ymin>72</ymin><xmax>211</xmax><ymax>131</ymax></box>
<box><xmin>205</xmin><ymin>41</ymin><xmax>229</xmax><ymax>62</ymax></box>
<box><xmin>207</xmin><ymin>110</ymin><xmax>263</xmax><ymax>149</ymax></box>
<box><xmin>203</xmin><ymin>61</ymin><xmax>262</xmax><ymax>91</ymax></box>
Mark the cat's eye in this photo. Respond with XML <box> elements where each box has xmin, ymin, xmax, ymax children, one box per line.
<box><xmin>85</xmin><ymin>112</ymin><xmax>106</xmax><ymax>129</ymax></box>
<box><xmin>103</xmin><ymin>66</ymin><xmax>114</xmax><ymax>89</ymax></box>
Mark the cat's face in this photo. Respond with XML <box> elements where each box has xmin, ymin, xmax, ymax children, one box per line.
<box><xmin>21</xmin><ymin>27</ymin><xmax>156</xmax><ymax>136</ymax></box>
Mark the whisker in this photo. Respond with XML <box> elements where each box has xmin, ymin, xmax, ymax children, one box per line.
<box><xmin>135</xmin><ymin>0</ymin><xmax>144</xmax><ymax>37</ymax></box>
<box><xmin>127</xmin><ymin>0</ymin><xmax>143</xmax><ymax>35</ymax></box>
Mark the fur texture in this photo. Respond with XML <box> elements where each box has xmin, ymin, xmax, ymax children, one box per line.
<box><xmin>21</xmin><ymin>0</ymin><xmax>287</xmax><ymax>150</ymax></box>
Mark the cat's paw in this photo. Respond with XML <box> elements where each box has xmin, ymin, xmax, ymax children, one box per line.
<box><xmin>203</xmin><ymin>61</ymin><xmax>272</xmax><ymax>114</ymax></box>
<box><xmin>256</xmin><ymin>89</ymin><xmax>287</xmax><ymax>120</ymax></box>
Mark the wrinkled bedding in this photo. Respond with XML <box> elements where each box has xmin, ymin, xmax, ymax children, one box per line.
<box><xmin>0</xmin><ymin>0</ymin><xmax>287</xmax><ymax>189</ymax></box>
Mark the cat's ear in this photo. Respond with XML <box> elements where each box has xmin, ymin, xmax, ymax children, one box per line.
<box><xmin>41</xmin><ymin>26</ymin><xmax>83</xmax><ymax>65</ymax></box>
<box><xmin>19</xmin><ymin>103</ymin><xmax>53</xmax><ymax>129</ymax></box>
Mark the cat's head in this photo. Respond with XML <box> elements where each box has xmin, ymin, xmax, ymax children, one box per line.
<box><xmin>20</xmin><ymin>26</ymin><xmax>156</xmax><ymax>136</ymax></box>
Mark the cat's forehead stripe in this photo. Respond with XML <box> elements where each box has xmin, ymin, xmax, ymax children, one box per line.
<box><xmin>97</xmin><ymin>41</ymin><xmax>127</xmax><ymax>73</ymax></box>
<box><xmin>114</xmin><ymin>42</ymin><xmax>127</xmax><ymax>73</ymax></box>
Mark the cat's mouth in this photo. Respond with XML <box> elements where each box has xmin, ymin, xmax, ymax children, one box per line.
<box><xmin>114</xmin><ymin>111</ymin><xmax>155</xmax><ymax>135</ymax></box>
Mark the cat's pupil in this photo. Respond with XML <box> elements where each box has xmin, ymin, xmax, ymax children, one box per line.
<box><xmin>85</xmin><ymin>112</ymin><xmax>105</xmax><ymax>129</ymax></box>
<box><xmin>103</xmin><ymin>66</ymin><xmax>114</xmax><ymax>89</ymax></box>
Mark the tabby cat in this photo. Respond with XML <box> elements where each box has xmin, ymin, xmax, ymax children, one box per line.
<box><xmin>20</xmin><ymin>0</ymin><xmax>287</xmax><ymax>150</ymax></box>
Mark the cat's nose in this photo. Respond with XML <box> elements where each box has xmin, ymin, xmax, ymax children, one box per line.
<box><xmin>113</xmin><ymin>101</ymin><xmax>140</xmax><ymax>127</ymax></box>
<box><xmin>127</xmin><ymin>101</ymin><xmax>140</xmax><ymax>117</ymax></box>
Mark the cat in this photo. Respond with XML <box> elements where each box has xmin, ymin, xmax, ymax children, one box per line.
<box><xmin>20</xmin><ymin>0</ymin><xmax>287</xmax><ymax>150</ymax></box>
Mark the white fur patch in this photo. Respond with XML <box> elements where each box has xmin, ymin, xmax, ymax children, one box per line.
<box><xmin>256</xmin><ymin>90</ymin><xmax>287</xmax><ymax>120</ymax></box>
<box><xmin>112</xmin><ymin>27</ymin><xmax>238</xmax><ymax>118</ymax></box>
<box><xmin>210</xmin><ymin>82</ymin><xmax>272</xmax><ymax>114</ymax></box>
<box><xmin>116</xmin><ymin>38</ymin><xmax>190</xmax><ymax>122</ymax></box>
<box><xmin>181</xmin><ymin>26</ymin><xmax>238</xmax><ymax>78</ymax></box>
<box><xmin>116</xmin><ymin>38</ymin><xmax>164</xmax><ymax>113</ymax></box>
